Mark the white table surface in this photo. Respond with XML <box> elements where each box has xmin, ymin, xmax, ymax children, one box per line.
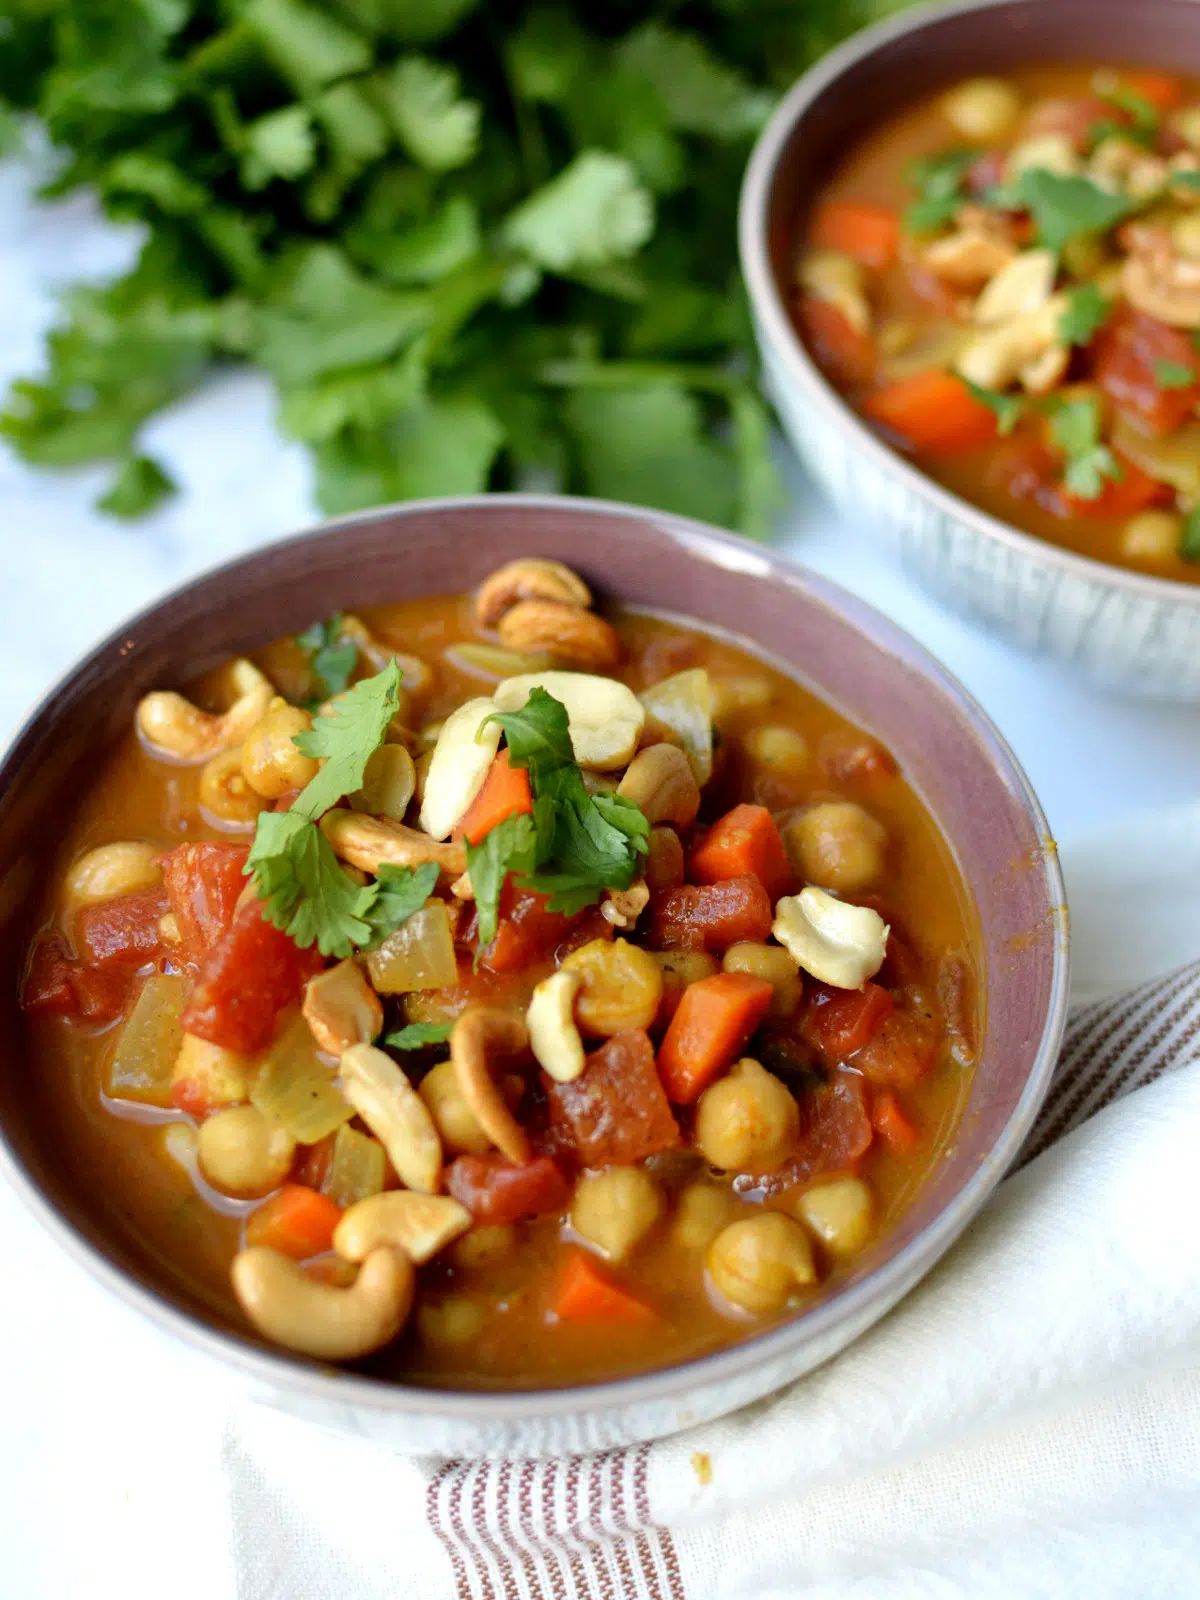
<box><xmin>1</xmin><ymin>148</ymin><xmax>1198</xmax><ymax>1597</ymax></box>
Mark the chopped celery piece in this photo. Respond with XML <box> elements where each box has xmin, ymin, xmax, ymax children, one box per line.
<box><xmin>448</xmin><ymin>642</ymin><xmax>555</xmax><ymax>681</ymax></box>
<box><xmin>250</xmin><ymin>1015</ymin><xmax>354</xmax><ymax>1142</ymax></box>
<box><xmin>639</xmin><ymin>669</ymin><xmax>714</xmax><ymax>785</ymax></box>
<box><xmin>324</xmin><ymin>1123</ymin><xmax>387</xmax><ymax>1208</ymax></box>
<box><xmin>107</xmin><ymin>973</ymin><xmax>188</xmax><ymax>1106</ymax></box>
<box><xmin>366</xmin><ymin>900</ymin><xmax>458</xmax><ymax>993</ymax></box>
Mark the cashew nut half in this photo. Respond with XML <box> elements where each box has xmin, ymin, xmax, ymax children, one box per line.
<box><xmin>340</xmin><ymin>1043</ymin><xmax>443</xmax><ymax>1193</ymax></box>
<box><xmin>616</xmin><ymin>743</ymin><xmax>701</xmax><ymax>827</ymax></box>
<box><xmin>320</xmin><ymin>811</ymin><xmax>467</xmax><ymax>881</ymax></box>
<box><xmin>772</xmin><ymin>887</ymin><xmax>889</xmax><ymax>991</ymax></box>
<box><xmin>451</xmin><ymin>1008</ymin><xmax>532</xmax><ymax>1164</ymax></box>
<box><xmin>492</xmin><ymin>671</ymin><xmax>644</xmax><ymax>771</ymax></box>
<box><xmin>231</xmin><ymin>1244</ymin><xmax>414</xmax><ymax>1360</ymax></box>
<box><xmin>527</xmin><ymin>969</ymin><xmax>585</xmax><ymax>1084</ymax></box>
<box><xmin>475</xmin><ymin>558</ymin><xmax>592</xmax><ymax>628</ymax></box>
<box><xmin>137</xmin><ymin>659</ymin><xmax>274</xmax><ymax>763</ymax></box>
<box><xmin>418</xmin><ymin>697</ymin><xmax>502</xmax><ymax>840</ymax></box>
<box><xmin>303</xmin><ymin>960</ymin><xmax>383</xmax><ymax>1058</ymax></box>
<box><xmin>334</xmin><ymin>1191</ymin><xmax>471</xmax><ymax>1264</ymax></box>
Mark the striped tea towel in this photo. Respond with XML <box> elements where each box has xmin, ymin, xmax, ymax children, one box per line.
<box><xmin>220</xmin><ymin>804</ymin><xmax>1200</xmax><ymax>1600</ymax></box>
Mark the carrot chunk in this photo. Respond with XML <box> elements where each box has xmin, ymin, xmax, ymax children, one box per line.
<box><xmin>864</xmin><ymin>371</ymin><xmax>999</xmax><ymax>456</ymax></box>
<box><xmin>456</xmin><ymin>750</ymin><xmax>533</xmax><ymax>845</ymax></box>
<box><xmin>657</xmin><ymin>971</ymin><xmax>774</xmax><ymax>1104</ymax></box>
<box><xmin>1123</xmin><ymin>70</ymin><xmax>1184</xmax><ymax>111</ymax></box>
<box><xmin>802</xmin><ymin>982</ymin><xmax>894</xmax><ymax>1063</ymax></box>
<box><xmin>552</xmin><ymin>1249</ymin><xmax>657</xmax><ymax>1324</ymax></box>
<box><xmin>810</xmin><ymin>200</ymin><xmax>899</xmax><ymax>269</ymax></box>
<box><xmin>797</xmin><ymin>296</ymin><xmax>876</xmax><ymax>390</ymax></box>
<box><xmin>690</xmin><ymin>804</ymin><xmax>792</xmax><ymax>901</ymax></box>
<box><xmin>872</xmin><ymin>1088</ymin><xmax>921</xmax><ymax>1153</ymax></box>
<box><xmin>245</xmin><ymin>1184</ymin><xmax>342</xmax><ymax>1259</ymax></box>
<box><xmin>648</xmin><ymin>876</ymin><xmax>773</xmax><ymax>954</ymax></box>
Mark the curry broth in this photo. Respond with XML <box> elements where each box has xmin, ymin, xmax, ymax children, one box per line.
<box><xmin>22</xmin><ymin>599</ymin><xmax>979</xmax><ymax>1388</ymax></box>
<box><xmin>797</xmin><ymin>63</ymin><xmax>1200</xmax><ymax>584</ymax></box>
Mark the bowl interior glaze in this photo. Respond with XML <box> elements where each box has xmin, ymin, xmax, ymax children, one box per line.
<box><xmin>0</xmin><ymin>496</ymin><xmax>1067</xmax><ymax>1432</ymax></box>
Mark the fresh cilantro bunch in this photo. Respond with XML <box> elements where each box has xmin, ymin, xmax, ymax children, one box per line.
<box><xmin>0</xmin><ymin>0</ymin><xmax>905</xmax><ymax>533</ymax></box>
<box><xmin>467</xmin><ymin>686</ymin><xmax>649</xmax><ymax>944</ymax></box>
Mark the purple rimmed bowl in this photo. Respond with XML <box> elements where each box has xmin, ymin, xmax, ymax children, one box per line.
<box><xmin>0</xmin><ymin>495</ymin><xmax>1068</xmax><ymax>1456</ymax></box>
<box><xmin>739</xmin><ymin>0</ymin><xmax>1200</xmax><ymax>700</ymax></box>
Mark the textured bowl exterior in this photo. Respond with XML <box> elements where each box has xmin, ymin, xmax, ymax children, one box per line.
<box><xmin>0</xmin><ymin>495</ymin><xmax>1068</xmax><ymax>1457</ymax></box>
<box><xmin>740</xmin><ymin>0</ymin><xmax>1200</xmax><ymax>701</ymax></box>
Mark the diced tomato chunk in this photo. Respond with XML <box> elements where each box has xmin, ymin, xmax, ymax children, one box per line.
<box><xmin>479</xmin><ymin>886</ymin><xmax>582</xmax><ymax>974</ymax></box>
<box><xmin>75</xmin><ymin>889</ymin><xmax>168</xmax><ymax>971</ymax></box>
<box><xmin>21</xmin><ymin>937</ymin><xmax>78</xmax><ymax>1016</ymax></box>
<box><xmin>69</xmin><ymin>966</ymin><xmax>130</xmax><ymax>1022</ymax></box>
<box><xmin>690</xmin><ymin>804</ymin><xmax>792</xmax><ymax>901</ymax></box>
<box><xmin>854</xmin><ymin>1009</ymin><xmax>940</xmax><ymax>1088</ymax></box>
<box><xmin>648</xmin><ymin>876</ymin><xmax>773</xmax><ymax>954</ymax></box>
<box><xmin>754</xmin><ymin>1069</ymin><xmax>873</xmax><ymax>1193</ymax></box>
<box><xmin>546</xmin><ymin>1030</ymin><xmax>681</xmax><ymax>1166</ymax></box>
<box><xmin>802</xmin><ymin>982</ymin><xmax>895</xmax><ymax>1063</ymax></box>
<box><xmin>797</xmin><ymin>296</ymin><xmax>876</xmax><ymax>391</ymax></box>
<box><xmin>1121</xmin><ymin>70</ymin><xmax>1184</xmax><ymax>112</ymax></box>
<box><xmin>161</xmin><ymin>841</ymin><xmax>250</xmax><ymax>960</ymax></box>
<box><xmin>820</xmin><ymin>734</ymin><xmax>898</xmax><ymax>785</ymax></box>
<box><xmin>445</xmin><ymin>1154</ymin><xmax>570</xmax><ymax>1225</ymax></box>
<box><xmin>1094</xmin><ymin>309</ymin><xmax>1200</xmax><ymax>437</ymax></box>
<box><xmin>181</xmin><ymin>902</ymin><xmax>324</xmax><ymax>1053</ymax></box>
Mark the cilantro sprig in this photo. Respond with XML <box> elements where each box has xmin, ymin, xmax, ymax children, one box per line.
<box><xmin>1182</xmin><ymin>508</ymin><xmax>1200</xmax><ymax>565</ymax></box>
<box><xmin>990</xmin><ymin>169</ymin><xmax>1137</xmax><ymax>253</ymax></box>
<box><xmin>1048</xmin><ymin>396</ymin><xmax>1122</xmax><ymax>501</ymax></box>
<box><xmin>964</xmin><ymin>380</ymin><xmax>1024</xmax><ymax>436</ymax></box>
<box><xmin>385</xmin><ymin>1021</ymin><xmax>454</xmax><ymax>1051</ymax></box>
<box><xmin>466</xmin><ymin>687</ymin><xmax>649</xmax><ymax>947</ymax></box>
<box><xmin>1058</xmin><ymin>284</ymin><xmax>1112</xmax><ymax>349</ymax></box>
<box><xmin>1153</xmin><ymin>360</ymin><xmax>1197</xmax><ymax>391</ymax></box>
<box><xmin>297</xmin><ymin>613</ymin><xmax>358</xmax><ymax>700</ymax></box>
<box><xmin>902</xmin><ymin>148</ymin><xmax>978</xmax><ymax>236</ymax></box>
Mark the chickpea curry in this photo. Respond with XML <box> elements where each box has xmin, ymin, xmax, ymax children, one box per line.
<box><xmin>19</xmin><ymin>559</ymin><xmax>979</xmax><ymax>1387</ymax></box>
<box><xmin>794</xmin><ymin>65</ymin><xmax>1200</xmax><ymax>582</ymax></box>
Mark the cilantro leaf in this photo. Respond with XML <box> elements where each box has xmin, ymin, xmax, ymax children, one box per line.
<box><xmin>504</xmin><ymin>152</ymin><xmax>655</xmax><ymax>272</ymax></box>
<box><xmin>362</xmin><ymin>861</ymin><xmax>439</xmax><ymax>946</ymax></box>
<box><xmin>1153</xmin><ymin>360</ymin><xmax>1196</xmax><ymax>390</ymax></box>
<box><xmin>903</xmin><ymin>148</ymin><xmax>977</xmax><ymax>236</ymax></box>
<box><xmin>245</xmin><ymin>0</ymin><xmax>370</xmax><ymax>93</ymax></box>
<box><xmin>247</xmin><ymin>810</ymin><xmax>379</xmax><ymax>957</ymax></box>
<box><xmin>964</xmin><ymin>381</ymin><xmax>1024</xmax><ymax>436</ymax></box>
<box><xmin>296</xmin><ymin>613</ymin><xmax>359</xmax><ymax>699</ymax></box>
<box><xmin>466</xmin><ymin>811</ymin><xmax>537</xmax><ymax>949</ymax></box>
<box><xmin>1058</xmin><ymin>283</ymin><xmax>1112</xmax><ymax>347</ymax></box>
<box><xmin>97</xmin><ymin>454</ymin><xmax>175</xmax><ymax>517</ymax></box>
<box><xmin>1182</xmin><ymin>507</ymin><xmax>1200</xmax><ymax>564</ymax></box>
<box><xmin>1007</xmin><ymin>169</ymin><xmax>1137</xmax><ymax>253</ymax></box>
<box><xmin>1175</xmin><ymin>171</ymin><xmax>1200</xmax><ymax>194</ymax></box>
<box><xmin>614</xmin><ymin>23</ymin><xmax>774</xmax><ymax>142</ymax></box>
<box><xmin>385</xmin><ymin>1021</ymin><xmax>454</xmax><ymax>1050</ymax></box>
<box><xmin>1048</xmin><ymin>396</ymin><xmax>1122</xmax><ymax>500</ymax></box>
<box><xmin>375</xmin><ymin>56</ymin><xmax>480</xmax><ymax>173</ymax></box>
<box><xmin>292</xmin><ymin>659</ymin><xmax>401</xmax><ymax>820</ymax></box>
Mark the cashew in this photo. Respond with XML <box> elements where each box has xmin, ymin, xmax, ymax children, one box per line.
<box><xmin>527</xmin><ymin>970</ymin><xmax>585</xmax><ymax>1084</ymax></box>
<box><xmin>451</xmin><ymin>1008</ymin><xmax>531</xmax><ymax>1165</ymax></box>
<box><xmin>349</xmin><ymin>743</ymin><xmax>416</xmax><ymax>822</ymax></box>
<box><xmin>417</xmin><ymin>697</ymin><xmax>502</xmax><ymax>840</ymax></box>
<box><xmin>1122</xmin><ymin>226</ymin><xmax>1200</xmax><ymax>328</ymax></box>
<box><xmin>923</xmin><ymin>209</ymin><xmax>1016</xmax><ymax>290</ymax></box>
<box><xmin>955</xmin><ymin>294</ymin><xmax>1068</xmax><ymax>391</ymax></box>
<box><xmin>475</xmin><ymin>558</ymin><xmax>592</xmax><ymax>628</ymax></box>
<box><xmin>616</xmin><ymin>743</ymin><xmax>700</xmax><ymax>826</ymax></box>
<box><xmin>493</xmin><ymin>671</ymin><xmax>644</xmax><ymax>771</ymax></box>
<box><xmin>1019</xmin><ymin>343</ymin><xmax>1070</xmax><ymax>395</ymax></box>
<box><xmin>973</xmin><ymin>248</ymin><xmax>1057</xmax><ymax>324</ymax></box>
<box><xmin>63</xmin><ymin>841</ymin><xmax>162</xmax><ymax>906</ymax></box>
<box><xmin>498</xmin><ymin>600</ymin><xmax>620</xmax><ymax>671</ymax></box>
<box><xmin>199</xmin><ymin>747</ymin><xmax>270</xmax><ymax>829</ymax></box>
<box><xmin>302</xmin><ymin>960</ymin><xmax>383</xmax><ymax>1057</ymax></box>
<box><xmin>1007</xmin><ymin>133</ymin><xmax>1079</xmax><ymax>180</ymax></box>
<box><xmin>1121</xmin><ymin>509</ymin><xmax>1184</xmax><ymax>562</ymax></box>
<box><xmin>137</xmin><ymin>659</ymin><xmax>274</xmax><ymax>763</ymax></box>
<box><xmin>320</xmin><ymin>811</ymin><xmax>467</xmax><ymax>881</ymax></box>
<box><xmin>334</xmin><ymin>1191</ymin><xmax>471</xmax><ymax>1265</ymax></box>
<box><xmin>339</xmin><ymin>614</ymin><xmax>432</xmax><ymax>694</ymax></box>
<box><xmin>940</xmin><ymin>77</ymin><xmax>1020</xmax><ymax>142</ymax></box>
<box><xmin>798</xmin><ymin>250</ymin><xmax>870</xmax><ymax>335</ymax></box>
<box><xmin>339</xmin><ymin>1043</ymin><xmax>443</xmax><ymax>1193</ymax></box>
<box><xmin>231</xmin><ymin>1244</ymin><xmax>414</xmax><ymax>1361</ymax></box>
<box><xmin>1087</xmin><ymin>136</ymin><xmax>1167</xmax><ymax>201</ymax></box>
<box><xmin>772</xmin><ymin>887</ymin><xmax>889</xmax><ymax>991</ymax></box>
<box><xmin>600</xmin><ymin>878</ymin><xmax>649</xmax><ymax>930</ymax></box>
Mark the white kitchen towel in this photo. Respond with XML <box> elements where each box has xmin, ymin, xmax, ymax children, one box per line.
<box><xmin>220</xmin><ymin>807</ymin><xmax>1200</xmax><ymax>1600</ymax></box>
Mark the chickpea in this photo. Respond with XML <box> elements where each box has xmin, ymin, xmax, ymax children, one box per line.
<box><xmin>199</xmin><ymin>748</ymin><xmax>271</xmax><ymax>828</ymax></box>
<box><xmin>783</xmin><ymin>801</ymin><xmax>886</xmax><ymax>895</ymax></box>
<box><xmin>197</xmin><ymin>1105</ymin><xmax>295</xmax><ymax>1198</ymax></box>
<box><xmin>561</xmin><ymin>938</ymin><xmax>663</xmax><ymax>1036</ymax></box>
<box><xmin>694</xmin><ymin>1059</ymin><xmax>799</xmax><ymax>1173</ymax></box>
<box><xmin>418</xmin><ymin>1057</ymin><xmax>491</xmax><ymax>1156</ymax></box>
<box><xmin>710</xmin><ymin>675</ymin><xmax>772</xmax><ymax>723</ymax></box>
<box><xmin>63</xmin><ymin>841</ymin><xmax>162</xmax><ymax>906</ymax></box>
<box><xmin>570</xmin><ymin>1166</ymin><xmax>664</xmax><ymax>1262</ymax></box>
<box><xmin>707</xmin><ymin>1212</ymin><xmax>816</xmax><ymax>1316</ymax></box>
<box><xmin>723</xmin><ymin>942</ymin><xmax>802</xmax><ymax>1020</ymax></box>
<box><xmin>241</xmin><ymin>700</ymin><xmax>319</xmax><ymax>799</ymax></box>
<box><xmin>450</xmin><ymin>1223</ymin><xmax>516</xmax><ymax>1271</ymax></box>
<box><xmin>418</xmin><ymin>1294</ymin><xmax>486</xmax><ymax>1346</ymax></box>
<box><xmin>743</xmin><ymin>726</ymin><xmax>810</xmax><ymax>776</ymax></box>
<box><xmin>795</xmin><ymin>1177</ymin><xmax>874</xmax><ymax>1257</ymax></box>
<box><xmin>1121</xmin><ymin>510</ymin><xmax>1183</xmax><ymax>563</ymax></box>
<box><xmin>671</xmin><ymin>1182</ymin><xmax>737</xmax><ymax>1251</ymax></box>
<box><xmin>940</xmin><ymin>77</ymin><xmax>1021</xmax><ymax>142</ymax></box>
<box><xmin>644</xmin><ymin>826</ymin><xmax>685</xmax><ymax>894</ymax></box>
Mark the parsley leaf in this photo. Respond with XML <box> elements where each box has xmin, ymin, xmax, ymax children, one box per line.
<box><xmin>297</xmin><ymin>612</ymin><xmax>358</xmax><ymax>699</ymax></box>
<box><xmin>903</xmin><ymin>148</ymin><xmax>977</xmax><ymax>236</ymax></box>
<box><xmin>964</xmin><ymin>380</ymin><xmax>1024</xmax><ymax>436</ymax></box>
<box><xmin>466</xmin><ymin>811</ymin><xmax>537</xmax><ymax>948</ymax></box>
<box><xmin>248</xmin><ymin>809</ymin><xmax>379</xmax><ymax>957</ymax></box>
<box><xmin>1048</xmin><ymin>396</ymin><xmax>1123</xmax><ymax>500</ymax></box>
<box><xmin>1006</xmin><ymin>169</ymin><xmax>1137</xmax><ymax>252</ymax></box>
<box><xmin>292</xmin><ymin>658</ymin><xmax>402</xmax><ymax>820</ymax></box>
<box><xmin>385</xmin><ymin>1021</ymin><xmax>454</xmax><ymax>1050</ymax></box>
<box><xmin>1058</xmin><ymin>283</ymin><xmax>1112</xmax><ymax>347</ymax></box>
<box><xmin>1182</xmin><ymin>507</ymin><xmax>1200</xmax><ymax>564</ymax></box>
<box><xmin>1153</xmin><ymin>360</ymin><xmax>1196</xmax><ymax>391</ymax></box>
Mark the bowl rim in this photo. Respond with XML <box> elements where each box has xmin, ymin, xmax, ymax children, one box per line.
<box><xmin>738</xmin><ymin>0</ymin><xmax>1200</xmax><ymax>612</ymax></box>
<box><xmin>0</xmin><ymin>491</ymin><xmax>1070</xmax><ymax>1426</ymax></box>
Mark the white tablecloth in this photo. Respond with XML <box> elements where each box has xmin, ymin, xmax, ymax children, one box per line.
<box><xmin>2</xmin><ymin>150</ymin><xmax>1199</xmax><ymax>1598</ymax></box>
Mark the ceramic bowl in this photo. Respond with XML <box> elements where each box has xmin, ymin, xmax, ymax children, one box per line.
<box><xmin>0</xmin><ymin>495</ymin><xmax>1068</xmax><ymax>1456</ymax></box>
<box><xmin>739</xmin><ymin>0</ymin><xmax>1200</xmax><ymax>700</ymax></box>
